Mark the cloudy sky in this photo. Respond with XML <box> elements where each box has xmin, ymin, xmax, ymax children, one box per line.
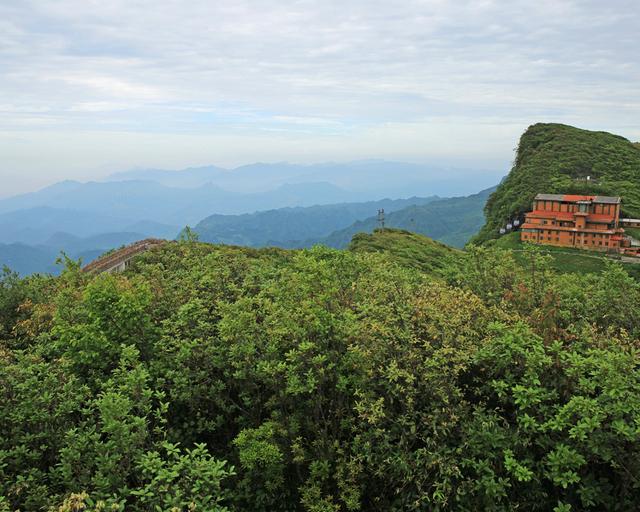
<box><xmin>1</xmin><ymin>0</ymin><xmax>639</xmax><ymax>196</ymax></box>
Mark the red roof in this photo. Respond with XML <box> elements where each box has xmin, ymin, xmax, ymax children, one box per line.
<box><xmin>561</xmin><ymin>194</ymin><xmax>596</xmax><ymax>202</ymax></box>
<box><xmin>525</xmin><ymin>210</ymin><xmax>615</xmax><ymax>223</ymax></box>
<box><xmin>526</xmin><ymin>210</ymin><xmax>574</xmax><ymax>220</ymax></box>
<box><xmin>521</xmin><ymin>222</ymin><xmax>616</xmax><ymax>234</ymax></box>
<box><xmin>587</xmin><ymin>213</ymin><xmax>616</xmax><ymax>222</ymax></box>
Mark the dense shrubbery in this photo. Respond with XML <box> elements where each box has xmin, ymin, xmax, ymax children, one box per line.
<box><xmin>1</xmin><ymin>235</ymin><xmax>640</xmax><ymax>510</ymax></box>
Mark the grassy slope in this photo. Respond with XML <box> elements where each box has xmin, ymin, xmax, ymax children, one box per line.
<box><xmin>488</xmin><ymin>232</ymin><xmax>640</xmax><ymax>277</ymax></box>
<box><xmin>352</xmin><ymin>228</ymin><xmax>639</xmax><ymax>279</ymax></box>
<box><xmin>348</xmin><ymin>228</ymin><xmax>460</xmax><ymax>275</ymax></box>
<box><xmin>475</xmin><ymin>123</ymin><xmax>640</xmax><ymax>243</ymax></box>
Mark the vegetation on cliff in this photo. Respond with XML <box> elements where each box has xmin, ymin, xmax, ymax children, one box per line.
<box><xmin>2</xmin><ymin>231</ymin><xmax>640</xmax><ymax>511</ymax></box>
<box><xmin>475</xmin><ymin>123</ymin><xmax>640</xmax><ymax>243</ymax></box>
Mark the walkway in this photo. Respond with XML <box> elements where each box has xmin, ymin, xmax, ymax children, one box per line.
<box><xmin>82</xmin><ymin>238</ymin><xmax>166</xmax><ymax>274</ymax></box>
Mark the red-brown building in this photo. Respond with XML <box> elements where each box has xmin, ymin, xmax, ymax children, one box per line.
<box><xmin>520</xmin><ymin>193</ymin><xmax>626</xmax><ymax>251</ymax></box>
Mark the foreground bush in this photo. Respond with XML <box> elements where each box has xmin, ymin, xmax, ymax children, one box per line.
<box><xmin>1</xmin><ymin>241</ymin><xmax>639</xmax><ymax>510</ymax></box>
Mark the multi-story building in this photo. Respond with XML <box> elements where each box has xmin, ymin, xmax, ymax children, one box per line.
<box><xmin>520</xmin><ymin>193</ymin><xmax>626</xmax><ymax>251</ymax></box>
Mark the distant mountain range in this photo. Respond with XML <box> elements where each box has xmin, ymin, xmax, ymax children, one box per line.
<box><xmin>193</xmin><ymin>187</ymin><xmax>494</xmax><ymax>250</ymax></box>
<box><xmin>0</xmin><ymin>232</ymin><xmax>149</xmax><ymax>276</ymax></box>
<box><xmin>0</xmin><ymin>180</ymin><xmax>355</xmax><ymax>227</ymax></box>
<box><xmin>292</xmin><ymin>187</ymin><xmax>495</xmax><ymax>249</ymax></box>
<box><xmin>0</xmin><ymin>207</ymin><xmax>179</xmax><ymax>245</ymax></box>
<box><xmin>106</xmin><ymin>160</ymin><xmax>499</xmax><ymax>197</ymax></box>
<box><xmin>193</xmin><ymin>196</ymin><xmax>442</xmax><ymax>247</ymax></box>
<box><xmin>0</xmin><ymin>159</ymin><xmax>500</xmax><ymax>275</ymax></box>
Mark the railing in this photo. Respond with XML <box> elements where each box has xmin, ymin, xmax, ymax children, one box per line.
<box><xmin>82</xmin><ymin>238</ymin><xmax>166</xmax><ymax>274</ymax></box>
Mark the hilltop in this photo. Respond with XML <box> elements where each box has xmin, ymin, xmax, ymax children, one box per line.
<box><xmin>474</xmin><ymin>123</ymin><xmax>640</xmax><ymax>243</ymax></box>
<box><xmin>348</xmin><ymin>228</ymin><xmax>460</xmax><ymax>275</ymax></box>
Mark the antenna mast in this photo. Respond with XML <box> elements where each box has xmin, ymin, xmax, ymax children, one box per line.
<box><xmin>377</xmin><ymin>208</ymin><xmax>385</xmax><ymax>229</ymax></box>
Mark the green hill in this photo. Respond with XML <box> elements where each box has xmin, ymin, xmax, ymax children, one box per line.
<box><xmin>474</xmin><ymin>123</ymin><xmax>640</xmax><ymax>242</ymax></box>
<box><xmin>348</xmin><ymin>228</ymin><xmax>461</xmax><ymax>275</ymax></box>
<box><xmin>304</xmin><ymin>187</ymin><xmax>495</xmax><ymax>249</ymax></box>
<box><xmin>192</xmin><ymin>196</ymin><xmax>439</xmax><ymax>247</ymax></box>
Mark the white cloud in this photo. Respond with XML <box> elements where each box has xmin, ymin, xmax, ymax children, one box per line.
<box><xmin>0</xmin><ymin>0</ymin><xmax>638</xmax><ymax>195</ymax></box>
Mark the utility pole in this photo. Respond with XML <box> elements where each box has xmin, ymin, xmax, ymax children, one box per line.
<box><xmin>377</xmin><ymin>208</ymin><xmax>385</xmax><ymax>229</ymax></box>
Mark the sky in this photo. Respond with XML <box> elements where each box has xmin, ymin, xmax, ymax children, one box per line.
<box><xmin>1</xmin><ymin>0</ymin><xmax>639</xmax><ymax>197</ymax></box>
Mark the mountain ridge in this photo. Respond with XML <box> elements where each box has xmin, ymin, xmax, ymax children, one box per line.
<box><xmin>193</xmin><ymin>195</ymin><xmax>442</xmax><ymax>247</ymax></box>
<box><xmin>294</xmin><ymin>187</ymin><xmax>495</xmax><ymax>249</ymax></box>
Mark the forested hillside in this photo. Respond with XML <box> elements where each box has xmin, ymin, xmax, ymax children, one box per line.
<box><xmin>193</xmin><ymin>196</ymin><xmax>439</xmax><ymax>247</ymax></box>
<box><xmin>475</xmin><ymin>123</ymin><xmax>640</xmax><ymax>242</ymax></box>
<box><xmin>300</xmin><ymin>187</ymin><xmax>493</xmax><ymax>249</ymax></box>
<box><xmin>2</xmin><ymin>233</ymin><xmax>640</xmax><ymax>511</ymax></box>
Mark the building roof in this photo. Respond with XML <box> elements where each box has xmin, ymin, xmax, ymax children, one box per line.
<box><xmin>588</xmin><ymin>213</ymin><xmax>617</xmax><ymax>222</ymax></box>
<box><xmin>534</xmin><ymin>193</ymin><xmax>621</xmax><ymax>204</ymax></box>
<box><xmin>526</xmin><ymin>210</ymin><xmax>574</xmax><ymax>220</ymax></box>
<box><xmin>525</xmin><ymin>210</ymin><xmax>616</xmax><ymax>223</ymax></box>
<box><xmin>520</xmin><ymin>222</ymin><xmax>617</xmax><ymax>234</ymax></box>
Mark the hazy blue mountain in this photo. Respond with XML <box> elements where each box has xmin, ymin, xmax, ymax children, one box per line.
<box><xmin>2</xmin><ymin>187</ymin><xmax>495</xmax><ymax>276</ymax></box>
<box><xmin>104</xmin><ymin>160</ymin><xmax>500</xmax><ymax>196</ymax></box>
<box><xmin>0</xmin><ymin>181</ymin><xmax>84</xmax><ymax>214</ymax></box>
<box><xmin>0</xmin><ymin>160</ymin><xmax>500</xmax><ymax>276</ymax></box>
<box><xmin>291</xmin><ymin>187</ymin><xmax>496</xmax><ymax>249</ymax></box>
<box><xmin>42</xmin><ymin>231</ymin><xmax>148</xmax><ymax>255</ymax></box>
<box><xmin>106</xmin><ymin>165</ymin><xmax>230</xmax><ymax>188</ymax></box>
<box><xmin>0</xmin><ymin>180</ymin><xmax>223</xmax><ymax>223</ymax></box>
<box><xmin>122</xmin><ymin>220</ymin><xmax>181</xmax><ymax>239</ymax></box>
<box><xmin>0</xmin><ymin>180</ymin><xmax>353</xmax><ymax>226</ymax></box>
<box><xmin>0</xmin><ymin>231</ymin><xmax>163</xmax><ymax>276</ymax></box>
<box><xmin>194</xmin><ymin>195</ymin><xmax>440</xmax><ymax>246</ymax></box>
<box><xmin>0</xmin><ymin>243</ymin><xmax>60</xmax><ymax>275</ymax></box>
<box><xmin>0</xmin><ymin>207</ymin><xmax>180</xmax><ymax>245</ymax></box>
<box><xmin>0</xmin><ymin>207</ymin><xmax>131</xmax><ymax>244</ymax></box>
<box><xmin>277</xmin><ymin>160</ymin><xmax>497</xmax><ymax>198</ymax></box>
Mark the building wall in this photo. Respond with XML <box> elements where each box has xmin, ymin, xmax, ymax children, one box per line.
<box><xmin>521</xmin><ymin>228</ymin><xmax>619</xmax><ymax>250</ymax></box>
<box><xmin>520</xmin><ymin>198</ymin><xmax>622</xmax><ymax>252</ymax></box>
